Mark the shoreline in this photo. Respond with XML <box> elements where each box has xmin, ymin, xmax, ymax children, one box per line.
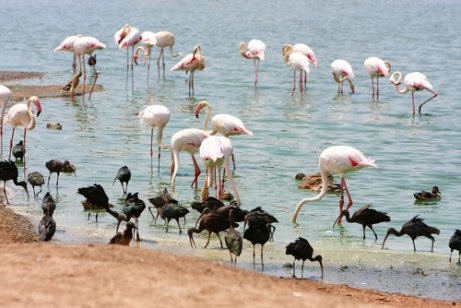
<box><xmin>0</xmin><ymin>203</ymin><xmax>458</xmax><ymax>307</ymax></box>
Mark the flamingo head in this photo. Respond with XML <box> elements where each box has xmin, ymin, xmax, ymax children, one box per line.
<box><xmin>28</xmin><ymin>96</ymin><xmax>42</xmax><ymax>117</ymax></box>
<box><xmin>308</xmin><ymin>54</ymin><xmax>319</xmax><ymax>68</ymax></box>
<box><xmin>239</xmin><ymin>42</ymin><xmax>250</xmax><ymax>59</ymax></box>
<box><xmin>194</xmin><ymin>100</ymin><xmax>209</xmax><ymax>118</ymax></box>
<box><xmin>281</xmin><ymin>44</ymin><xmax>293</xmax><ymax>57</ymax></box>
<box><xmin>389</xmin><ymin>71</ymin><xmax>402</xmax><ymax>85</ymax></box>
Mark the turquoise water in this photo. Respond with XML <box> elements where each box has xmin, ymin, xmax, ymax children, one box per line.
<box><xmin>1</xmin><ymin>0</ymin><xmax>461</xmax><ymax>301</ymax></box>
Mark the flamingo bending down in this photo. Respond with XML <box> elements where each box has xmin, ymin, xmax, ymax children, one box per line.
<box><xmin>0</xmin><ymin>85</ymin><xmax>12</xmax><ymax>156</ymax></box>
<box><xmin>282</xmin><ymin>46</ymin><xmax>311</xmax><ymax>94</ymax></box>
<box><xmin>364</xmin><ymin>57</ymin><xmax>391</xmax><ymax>100</ymax></box>
<box><xmin>138</xmin><ymin>105</ymin><xmax>170</xmax><ymax>174</ymax></box>
<box><xmin>331</xmin><ymin>59</ymin><xmax>355</xmax><ymax>95</ymax></box>
<box><xmin>73</xmin><ymin>36</ymin><xmax>106</xmax><ymax>99</ymax></box>
<box><xmin>135</xmin><ymin>31</ymin><xmax>182</xmax><ymax>80</ymax></box>
<box><xmin>5</xmin><ymin>96</ymin><xmax>42</xmax><ymax>177</ymax></box>
<box><xmin>169</xmin><ymin>128</ymin><xmax>210</xmax><ymax>191</ymax></box>
<box><xmin>199</xmin><ymin>136</ymin><xmax>240</xmax><ymax>205</ymax></box>
<box><xmin>291</xmin><ymin>146</ymin><xmax>377</xmax><ymax>225</ymax></box>
<box><xmin>53</xmin><ymin>34</ymin><xmax>83</xmax><ymax>75</ymax></box>
<box><xmin>240</xmin><ymin>39</ymin><xmax>266</xmax><ymax>87</ymax></box>
<box><xmin>389</xmin><ymin>71</ymin><xmax>438</xmax><ymax>115</ymax></box>
<box><xmin>115</xmin><ymin>24</ymin><xmax>142</xmax><ymax>91</ymax></box>
<box><xmin>282</xmin><ymin>43</ymin><xmax>318</xmax><ymax>88</ymax></box>
<box><xmin>171</xmin><ymin>44</ymin><xmax>205</xmax><ymax>97</ymax></box>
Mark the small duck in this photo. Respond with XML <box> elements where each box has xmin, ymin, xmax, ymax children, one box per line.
<box><xmin>297</xmin><ymin>172</ymin><xmax>341</xmax><ymax>192</ymax></box>
<box><xmin>414</xmin><ymin>186</ymin><xmax>441</xmax><ymax>201</ymax></box>
<box><xmin>46</xmin><ymin>123</ymin><xmax>63</xmax><ymax>130</ymax></box>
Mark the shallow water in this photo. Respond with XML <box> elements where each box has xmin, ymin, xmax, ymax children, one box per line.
<box><xmin>1</xmin><ymin>0</ymin><xmax>461</xmax><ymax>301</ymax></box>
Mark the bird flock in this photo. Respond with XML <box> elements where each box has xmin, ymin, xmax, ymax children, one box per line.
<box><xmin>0</xmin><ymin>23</ymin><xmax>457</xmax><ymax>282</ymax></box>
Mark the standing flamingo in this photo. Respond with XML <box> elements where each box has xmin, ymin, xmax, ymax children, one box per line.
<box><xmin>240</xmin><ymin>39</ymin><xmax>266</xmax><ymax>87</ymax></box>
<box><xmin>115</xmin><ymin>24</ymin><xmax>142</xmax><ymax>91</ymax></box>
<box><xmin>389</xmin><ymin>71</ymin><xmax>438</xmax><ymax>115</ymax></box>
<box><xmin>138</xmin><ymin>104</ymin><xmax>170</xmax><ymax>174</ymax></box>
<box><xmin>0</xmin><ymin>85</ymin><xmax>12</xmax><ymax>156</ymax></box>
<box><xmin>199</xmin><ymin>136</ymin><xmax>240</xmax><ymax>205</ymax></box>
<box><xmin>364</xmin><ymin>57</ymin><xmax>391</xmax><ymax>100</ymax></box>
<box><xmin>282</xmin><ymin>46</ymin><xmax>311</xmax><ymax>94</ymax></box>
<box><xmin>73</xmin><ymin>36</ymin><xmax>106</xmax><ymax>99</ymax></box>
<box><xmin>331</xmin><ymin>59</ymin><xmax>355</xmax><ymax>95</ymax></box>
<box><xmin>282</xmin><ymin>43</ymin><xmax>318</xmax><ymax>88</ymax></box>
<box><xmin>5</xmin><ymin>96</ymin><xmax>42</xmax><ymax>177</ymax></box>
<box><xmin>171</xmin><ymin>44</ymin><xmax>205</xmax><ymax>97</ymax></box>
<box><xmin>135</xmin><ymin>31</ymin><xmax>182</xmax><ymax>80</ymax></box>
<box><xmin>291</xmin><ymin>146</ymin><xmax>377</xmax><ymax>225</ymax></box>
<box><xmin>169</xmin><ymin>128</ymin><xmax>210</xmax><ymax>191</ymax></box>
<box><xmin>53</xmin><ymin>34</ymin><xmax>83</xmax><ymax>76</ymax></box>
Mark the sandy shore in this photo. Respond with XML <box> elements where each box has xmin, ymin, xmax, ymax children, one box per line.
<box><xmin>0</xmin><ymin>205</ymin><xmax>458</xmax><ymax>307</ymax></box>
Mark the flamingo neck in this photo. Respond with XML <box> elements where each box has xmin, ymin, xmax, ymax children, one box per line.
<box><xmin>390</xmin><ymin>71</ymin><xmax>409</xmax><ymax>94</ymax></box>
<box><xmin>290</xmin><ymin>168</ymin><xmax>329</xmax><ymax>223</ymax></box>
<box><xmin>168</xmin><ymin>46</ymin><xmax>182</xmax><ymax>58</ymax></box>
<box><xmin>171</xmin><ymin>149</ymin><xmax>179</xmax><ymax>190</ymax></box>
<box><xmin>25</xmin><ymin>105</ymin><xmax>37</xmax><ymax>130</ymax></box>
<box><xmin>203</xmin><ymin>104</ymin><xmax>212</xmax><ymax>132</ymax></box>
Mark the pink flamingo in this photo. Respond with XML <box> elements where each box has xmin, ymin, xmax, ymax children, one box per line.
<box><xmin>364</xmin><ymin>57</ymin><xmax>391</xmax><ymax>99</ymax></box>
<box><xmin>5</xmin><ymin>96</ymin><xmax>42</xmax><ymax>177</ymax></box>
<box><xmin>115</xmin><ymin>24</ymin><xmax>142</xmax><ymax>91</ymax></box>
<box><xmin>282</xmin><ymin>43</ymin><xmax>318</xmax><ymax>88</ymax></box>
<box><xmin>199</xmin><ymin>136</ymin><xmax>240</xmax><ymax>205</ymax></box>
<box><xmin>282</xmin><ymin>46</ymin><xmax>311</xmax><ymax>94</ymax></box>
<box><xmin>169</xmin><ymin>128</ymin><xmax>210</xmax><ymax>190</ymax></box>
<box><xmin>138</xmin><ymin>104</ymin><xmax>170</xmax><ymax>174</ymax></box>
<box><xmin>389</xmin><ymin>71</ymin><xmax>438</xmax><ymax>115</ymax></box>
<box><xmin>0</xmin><ymin>85</ymin><xmax>12</xmax><ymax>156</ymax></box>
<box><xmin>331</xmin><ymin>59</ymin><xmax>355</xmax><ymax>95</ymax></box>
<box><xmin>171</xmin><ymin>44</ymin><xmax>205</xmax><ymax>97</ymax></box>
<box><xmin>53</xmin><ymin>34</ymin><xmax>83</xmax><ymax>75</ymax></box>
<box><xmin>240</xmin><ymin>39</ymin><xmax>266</xmax><ymax>87</ymax></box>
<box><xmin>73</xmin><ymin>36</ymin><xmax>106</xmax><ymax>99</ymax></box>
<box><xmin>135</xmin><ymin>31</ymin><xmax>182</xmax><ymax>80</ymax></box>
<box><xmin>291</xmin><ymin>146</ymin><xmax>377</xmax><ymax>225</ymax></box>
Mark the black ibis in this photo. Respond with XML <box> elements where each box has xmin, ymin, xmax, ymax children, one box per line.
<box><xmin>285</xmin><ymin>237</ymin><xmax>323</xmax><ymax>278</ymax></box>
<box><xmin>77</xmin><ymin>183</ymin><xmax>110</xmax><ymax>222</ymax></box>
<box><xmin>41</xmin><ymin>192</ymin><xmax>56</xmax><ymax>217</ymax></box>
<box><xmin>45</xmin><ymin>159</ymin><xmax>76</xmax><ymax>189</ymax></box>
<box><xmin>12</xmin><ymin>140</ymin><xmax>24</xmax><ymax>162</ymax></box>
<box><xmin>109</xmin><ymin>221</ymin><xmax>136</xmax><ymax>246</ymax></box>
<box><xmin>157</xmin><ymin>198</ymin><xmax>189</xmax><ymax>234</ymax></box>
<box><xmin>225</xmin><ymin>209</ymin><xmax>243</xmax><ymax>266</ymax></box>
<box><xmin>39</xmin><ymin>192</ymin><xmax>56</xmax><ymax>241</ymax></box>
<box><xmin>333</xmin><ymin>204</ymin><xmax>391</xmax><ymax>240</ymax></box>
<box><xmin>0</xmin><ymin>160</ymin><xmax>29</xmax><ymax>204</ymax></box>
<box><xmin>123</xmin><ymin>192</ymin><xmax>146</xmax><ymax>241</ymax></box>
<box><xmin>414</xmin><ymin>186</ymin><xmax>441</xmax><ymax>201</ymax></box>
<box><xmin>27</xmin><ymin>171</ymin><xmax>45</xmax><ymax>198</ymax></box>
<box><xmin>449</xmin><ymin>229</ymin><xmax>461</xmax><ymax>263</ymax></box>
<box><xmin>382</xmin><ymin>215</ymin><xmax>440</xmax><ymax>252</ymax></box>
<box><xmin>113</xmin><ymin>166</ymin><xmax>131</xmax><ymax>194</ymax></box>
<box><xmin>147</xmin><ymin>188</ymin><xmax>174</xmax><ymax>225</ymax></box>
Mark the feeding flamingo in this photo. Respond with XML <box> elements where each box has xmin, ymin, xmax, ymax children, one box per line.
<box><xmin>171</xmin><ymin>44</ymin><xmax>205</xmax><ymax>97</ymax></box>
<box><xmin>115</xmin><ymin>24</ymin><xmax>142</xmax><ymax>91</ymax></box>
<box><xmin>364</xmin><ymin>57</ymin><xmax>391</xmax><ymax>100</ymax></box>
<box><xmin>138</xmin><ymin>104</ymin><xmax>170</xmax><ymax>174</ymax></box>
<box><xmin>282</xmin><ymin>45</ymin><xmax>311</xmax><ymax>94</ymax></box>
<box><xmin>331</xmin><ymin>59</ymin><xmax>355</xmax><ymax>95</ymax></box>
<box><xmin>282</xmin><ymin>43</ymin><xmax>318</xmax><ymax>88</ymax></box>
<box><xmin>199</xmin><ymin>135</ymin><xmax>240</xmax><ymax>205</ymax></box>
<box><xmin>169</xmin><ymin>128</ymin><xmax>210</xmax><ymax>191</ymax></box>
<box><xmin>73</xmin><ymin>36</ymin><xmax>105</xmax><ymax>99</ymax></box>
<box><xmin>5</xmin><ymin>96</ymin><xmax>42</xmax><ymax>177</ymax></box>
<box><xmin>240</xmin><ymin>39</ymin><xmax>266</xmax><ymax>87</ymax></box>
<box><xmin>135</xmin><ymin>31</ymin><xmax>182</xmax><ymax>80</ymax></box>
<box><xmin>0</xmin><ymin>85</ymin><xmax>12</xmax><ymax>156</ymax></box>
<box><xmin>389</xmin><ymin>71</ymin><xmax>438</xmax><ymax>115</ymax></box>
<box><xmin>53</xmin><ymin>34</ymin><xmax>83</xmax><ymax>75</ymax></box>
<box><xmin>290</xmin><ymin>145</ymin><xmax>377</xmax><ymax>225</ymax></box>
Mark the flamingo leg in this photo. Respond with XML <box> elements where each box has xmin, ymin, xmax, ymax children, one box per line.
<box><xmin>191</xmin><ymin>154</ymin><xmax>201</xmax><ymax>189</ymax></box>
<box><xmin>157</xmin><ymin>145</ymin><xmax>161</xmax><ymax>174</ymax></box>
<box><xmin>162</xmin><ymin>49</ymin><xmax>166</xmax><ymax>79</ymax></box>
<box><xmin>82</xmin><ymin>55</ymin><xmax>87</xmax><ymax>99</ymax></box>
<box><xmin>131</xmin><ymin>46</ymin><xmax>135</xmax><ymax>92</ymax></box>
<box><xmin>304</xmin><ymin>70</ymin><xmax>307</xmax><ymax>88</ymax></box>
<box><xmin>411</xmin><ymin>92</ymin><xmax>416</xmax><ymax>115</ymax></box>
<box><xmin>299</xmin><ymin>70</ymin><xmax>303</xmax><ymax>93</ymax></box>
<box><xmin>147</xmin><ymin>52</ymin><xmax>151</xmax><ymax>85</ymax></box>
<box><xmin>23</xmin><ymin>128</ymin><xmax>27</xmax><ymax>178</ymax></box>
<box><xmin>8</xmin><ymin>127</ymin><xmax>15</xmax><ymax>160</ymax></box>
<box><xmin>418</xmin><ymin>89</ymin><xmax>438</xmax><ymax>114</ymax></box>
<box><xmin>217</xmin><ymin>167</ymin><xmax>222</xmax><ymax>200</ymax></box>
<box><xmin>72</xmin><ymin>53</ymin><xmax>76</xmax><ymax>75</ymax></box>
<box><xmin>191</xmin><ymin>71</ymin><xmax>195</xmax><ymax>97</ymax></box>
<box><xmin>125</xmin><ymin>48</ymin><xmax>129</xmax><ymax>90</ymax></box>
<box><xmin>376</xmin><ymin>76</ymin><xmax>379</xmax><ymax>100</ymax></box>
<box><xmin>157</xmin><ymin>49</ymin><xmax>162</xmax><ymax>79</ymax></box>
<box><xmin>88</xmin><ymin>61</ymin><xmax>99</xmax><ymax>100</ymax></box>
<box><xmin>342</xmin><ymin>178</ymin><xmax>353</xmax><ymax>210</ymax></box>
<box><xmin>292</xmin><ymin>71</ymin><xmax>296</xmax><ymax>95</ymax></box>
<box><xmin>371</xmin><ymin>76</ymin><xmax>375</xmax><ymax>99</ymax></box>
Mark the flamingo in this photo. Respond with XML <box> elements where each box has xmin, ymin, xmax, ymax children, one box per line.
<box><xmin>282</xmin><ymin>45</ymin><xmax>311</xmax><ymax>94</ymax></box>
<box><xmin>73</xmin><ymin>36</ymin><xmax>106</xmax><ymax>99</ymax></box>
<box><xmin>389</xmin><ymin>71</ymin><xmax>438</xmax><ymax>115</ymax></box>
<box><xmin>53</xmin><ymin>34</ymin><xmax>83</xmax><ymax>75</ymax></box>
<box><xmin>135</xmin><ymin>31</ymin><xmax>182</xmax><ymax>80</ymax></box>
<box><xmin>199</xmin><ymin>136</ymin><xmax>240</xmax><ymax>205</ymax></box>
<box><xmin>0</xmin><ymin>85</ymin><xmax>12</xmax><ymax>156</ymax></box>
<box><xmin>290</xmin><ymin>145</ymin><xmax>377</xmax><ymax>225</ymax></box>
<box><xmin>5</xmin><ymin>96</ymin><xmax>42</xmax><ymax>177</ymax></box>
<box><xmin>194</xmin><ymin>100</ymin><xmax>252</xmax><ymax>169</ymax></box>
<box><xmin>331</xmin><ymin>59</ymin><xmax>355</xmax><ymax>95</ymax></box>
<box><xmin>282</xmin><ymin>43</ymin><xmax>318</xmax><ymax>88</ymax></box>
<box><xmin>115</xmin><ymin>24</ymin><xmax>142</xmax><ymax>91</ymax></box>
<box><xmin>169</xmin><ymin>128</ymin><xmax>210</xmax><ymax>191</ymax></box>
<box><xmin>364</xmin><ymin>57</ymin><xmax>391</xmax><ymax>100</ymax></box>
<box><xmin>138</xmin><ymin>104</ymin><xmax>170</xmax><ymax>174</ymax></box>
<box><xmin>240</xmin><ymin>39</ymin><xmax>266</xmax><ymax>86</ymax></box>
<box><xmin>171</xmin><ymin>44</ymin><xmax>205</xmax><ymax>97</ymax></box>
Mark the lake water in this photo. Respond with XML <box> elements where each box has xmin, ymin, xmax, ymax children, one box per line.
<box><xmin>1</xmin><ymin>0</ymin><xmax>461</xmax><ymax>301</ymax></box>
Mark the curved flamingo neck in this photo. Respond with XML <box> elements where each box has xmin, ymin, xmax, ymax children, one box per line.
<box><xmin>24</xmin><ymin>100</ymin><xmax>37</xmax><ymax>130</ymax></box>
<box><xmin>171</xmin><ymin>149</ymin><xmax>180</xmax><ymax>190</ymax></box>
<box><xmin>202</xmin><ymin>103</ymin><xmax>212</xmax><ymax>132</ymax></box>
<box><xmin>290</xmin><ymin>168</ymin><xmax>329</xmax><ymax>223</ymax></box>
<box><xmin>390</xmin><ymin>71</ymin><xmax>409</xmax><ymax>94</ymax></box>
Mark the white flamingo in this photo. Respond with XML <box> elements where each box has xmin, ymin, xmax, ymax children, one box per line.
<box><xmin>282</xmin><ymin>43</ymin><xmax>318</xmax><ymax>88</ymax></box>
<box><xmin>53</xmin><ymin>34</ymin><xmax>83</xmax><ymax>75</ymax></box>
<box><xmin>282</xmin><ymin>45</ymin><xmax>311</xmax><ymax>94</ymax></box>
<box><xmin>331</xmin><ymin>59</ymin><xmax>355</xmax><ymax>95</ymax></box>
<box><xmin>364</xmin><ymin>57</ymin><xmax>391</xmax><ymax>99</ymax></box>
<box><xmin>115</xmin><ymin>24</ymin><xmax>142</xmax><ymax>91</ymax></box>
<box><xmin>0</xmin><ymin>85</ymin><xmax>12</xmax><ymax>156</ymax></box>
<box><xmin>240</xmin><ymin>39</ymin><xmax>266</xmax><ymax>87</ymax></box>
<box><xmin>171</xmin><ymin>44</ymin><xmax>205</xmax><ymax>97</ymax></box>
